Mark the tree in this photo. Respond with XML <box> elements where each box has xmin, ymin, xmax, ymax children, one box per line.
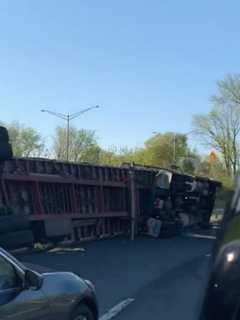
<box><xmin>99</xmin><ymin>146</ymin><xmax>136</xmax><ymax>166</ymax></box>
<box><xmin>143</xmin><ymin>132</ymin><xmax>189</xmax><ymax>168</ymax></box>
<box><xmin>196</xmin><ymin>157</ymin><xmax>233</xmax><ymax>189</ymax></box>
<box><xmin>193</xmin><ymin>75</ymin><xmax>240</xmax><ymax>176</ymax></box>
<box><xmin>99</xmin><ymin>148</ymin><xmax>123</xmax><ymax>166</ymax></box>
<box><xmin>100</xmin><ymin>133</ymin><xmax>193</xmax><ymax>170</ymax></box>
<box><xmin>5</xmin><ymin>122</ymin><xmax>45</xmax><ymax>157</ymax></box>
<box><xmin>53</xmin><ymin>126</ymin><xmax>101</xmax><ymax>163</ymax></box>
<box><xmin>181</xmin><ymin>152</ymin><xmax>201</xmax><ymax>175</ymax></box>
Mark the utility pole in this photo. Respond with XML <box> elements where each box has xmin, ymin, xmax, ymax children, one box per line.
<box><xmin>41</xmin><ymin>106</ymin><xmax>100</xmax><ymax>161</ymax></box>
<box><xmin>66</xmin><ymin>114</ymin><xmax>70</xmax><ymax>162</ymax></box>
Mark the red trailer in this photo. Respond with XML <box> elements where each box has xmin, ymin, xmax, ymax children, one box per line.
<box><xmin>0</xmin><ymin>158</ymin><xmax>221</xmax><ymax>247</ymax></box>
<box><xmin>0</xmin><ymin>158</ymin><xmax>155</xmax><ymax>243</ymax></box>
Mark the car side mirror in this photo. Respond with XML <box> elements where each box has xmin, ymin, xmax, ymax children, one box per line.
<box><xmin>24</xmin><ymin>270</ymin><xmax>43</xmax><ymax>290</ymax></box>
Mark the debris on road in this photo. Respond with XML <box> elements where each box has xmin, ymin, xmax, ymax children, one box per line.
<box><xmin>48</xmin><ymin>247</ymin><xmax>85</xmax><ymax>254</ymax></box>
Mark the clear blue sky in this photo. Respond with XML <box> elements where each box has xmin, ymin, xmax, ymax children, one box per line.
<box><xmin>0</xmin><ymin>1</ymin><xmax>239</xmax><ymax>150</ymax></box>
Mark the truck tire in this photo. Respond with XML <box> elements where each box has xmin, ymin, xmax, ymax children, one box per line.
<box><xmin>0</xmin><ymin>215</ymin><xmax>30</xmax><ymax>233</ymax></box>
<box><xmin>0</xmin><ymin>229</ymin><xmax>34</xmax><ymax>250</ymax></box>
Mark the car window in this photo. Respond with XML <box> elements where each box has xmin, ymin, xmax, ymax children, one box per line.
<box><xmin>0</xmin><ymin>255</ymin><xmax>20</xmax><ymax>290</ymax></box>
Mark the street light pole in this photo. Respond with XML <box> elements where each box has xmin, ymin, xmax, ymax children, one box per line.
<box><xmin>41</xmin><ymin>105</ymin><xmax>100</xmax><ymax>161</ymax></box>
<box><xmin>66</xmin><ymin>114</ymin><xmax>70</xmax><ymax>161</ymax></box>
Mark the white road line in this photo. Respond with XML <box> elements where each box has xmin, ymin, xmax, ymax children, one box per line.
<box><xmin>100</xmin><ymin>298</ymin><xmax>135</xmax><ymax>320</ymax></box>
<box><xmin>184</xmin><ymin>233</ymin><xmax>216</xmax><ymax>240</ymax></box>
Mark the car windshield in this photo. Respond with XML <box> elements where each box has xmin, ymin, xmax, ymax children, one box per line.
<box><xmin>0</xmin><ymin>1</ymin><xmax>238</xmax><ymax>320</ymax></box>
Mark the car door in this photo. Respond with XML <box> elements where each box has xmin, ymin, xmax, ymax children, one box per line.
<box><xmin>0</xmin><ymin>253</ymin><xmax>52</xmax><ymax>320</ymax></box>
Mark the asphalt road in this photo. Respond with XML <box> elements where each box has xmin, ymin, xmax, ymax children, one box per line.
<box><xmin>16</xmin><ymin>236</ymin><xmax>214</xmax><ymax>320</ymax></box>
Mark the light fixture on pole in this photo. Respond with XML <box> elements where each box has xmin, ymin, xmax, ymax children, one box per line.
<box><xmin>41</xmin><ymin>105</ymin><xmax>100</xmax><ymax>161</ymax></box>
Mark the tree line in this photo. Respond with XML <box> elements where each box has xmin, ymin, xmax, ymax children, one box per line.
<box><xmin>3</xmin><ymin>74</ymin><xmax>240</xmax><ymax>189</ymax></box>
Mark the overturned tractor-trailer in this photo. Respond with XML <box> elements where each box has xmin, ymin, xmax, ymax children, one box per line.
<box><xmin>0</xmin><ymin>156</ymin><xmax>221</xmax><ymax>248</ymax></box>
